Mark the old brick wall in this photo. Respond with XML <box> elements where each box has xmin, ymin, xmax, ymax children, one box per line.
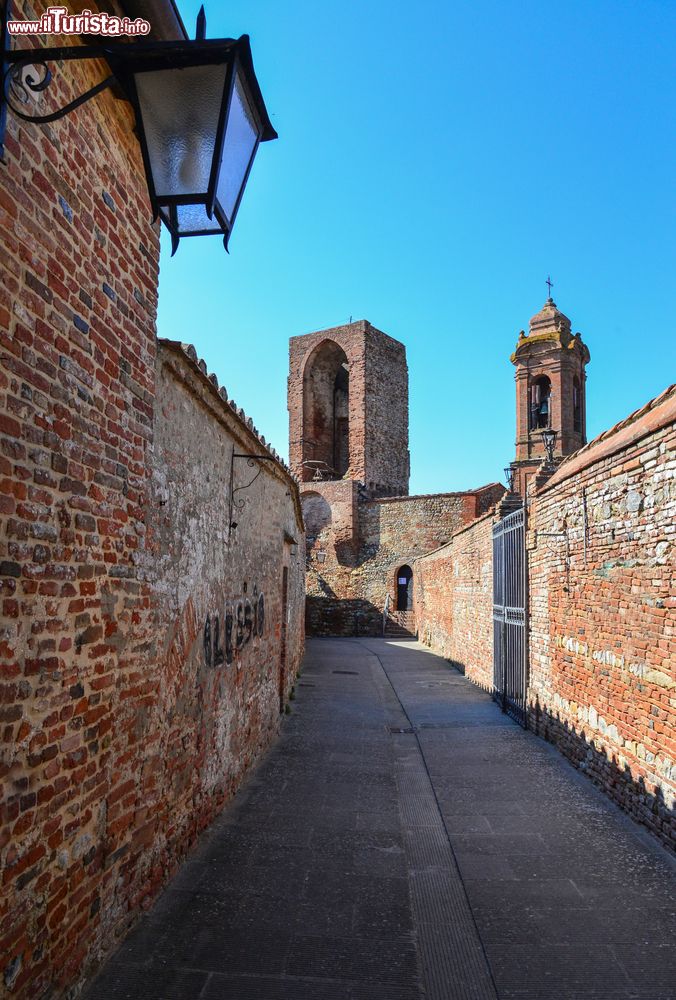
<box><xmin>0</xmin><ymin>6</ymin><xmax>305</xmax><ymax>996</ymax></box>
<box><xmin>413</xmin><ymin>386</ymin><xmax>675</xmax><ymax>849</ymax></box>
<box><xmin>137</xmin><ymin>340</ymin><xmax>304</xmax><ymax>847</ymax></box>
<box><xmin>305</xmin><ymin>486</ymin><xmax>503</xmax><ymax>636</ymax></box>
<box><xmin>363</xmin><ymin>325</ymin><xmax>409</xmax><ymax>496</ymax></box>
<box><xmin>527</xmin><ymin>385</ymin><xmax>676</xmax><ymax>848</ymax></box>
<box><xmin>0</xmin><ymin>4</ymin><xmax>161</xmax><ymax>994</ymax></box>
<box><xmin>360</xmin><ymin>493</ymin><xmax>476</xmax><ymax>609</ymax></box>
<box><xmin>476</xmin><ymin>483</ymin><xmax>506</xmax><ymax>515</ymax></box>
<box><xmin>414</xmin><ymin>512</ymin><xmax>495</xmax><ymax>690</ymax></box>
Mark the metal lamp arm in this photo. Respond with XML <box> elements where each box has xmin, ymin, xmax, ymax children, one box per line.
<box><xmin>3</xmin><ymin>53</ymin><xmax>116</xmax><ymax>126</ymax></box>
<box><xmin>0</xmin><ymin>0</ymin><xmax>121</xmax><ymax>159</ymax></box>
<box><xmin>0</xmin><ymin>0</ymin><xmax>213</xmax><ymax>154</ymax></box>
<box><xmin>228</xmin><ymin>452</ymin><xmax>278</xmax><ymax>538</ymax></box>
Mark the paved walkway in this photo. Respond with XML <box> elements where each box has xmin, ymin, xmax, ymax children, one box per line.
<box><xmin>85</xmin><ymin>638</ymin><xmax>676</xmax><ymax>1000</ymax></box>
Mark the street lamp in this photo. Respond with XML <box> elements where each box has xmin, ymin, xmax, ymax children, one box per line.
<box><xmin>0</xmin><ymin>3</ymin><xmax>277</xmax><ymax>253</ymax></box>
<box><xmin>503</xmin><ymin>466</ymin><xmax>515</xmax><ymax>492</ymax></box>
<box><xmin>541</xmin><ymin>428</ymin><xmax>558</xmax><ymax>464</ymax></box>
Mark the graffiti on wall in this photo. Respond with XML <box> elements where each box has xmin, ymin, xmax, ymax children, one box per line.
<box><xmin>204</xmin><ymin>585</ymin><xmax>265</xmax><ymax>666</ymax></box>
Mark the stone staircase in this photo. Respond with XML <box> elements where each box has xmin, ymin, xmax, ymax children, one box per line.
<box><xmin>384</xmin><ymin>610</ymin><xmax>417</xmax><ymax>639</ymax></box>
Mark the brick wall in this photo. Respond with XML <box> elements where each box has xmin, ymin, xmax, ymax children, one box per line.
<box><xmin>0</xmin><ymin>7</ymin><xmax>305</xmax><ymax>995</ymax></box>
<box><xmin>0</xmin><ymin>5</ymin><xmax>161</xmax><ymax>993</ymax></box>
<box><xmin>305</xmin><ymin>485</ymin><xmax>503</xmax><ymax>637</ymax></box>
<box><xmin>414</xmin><ymin>511</ymin><xmax>495</xmax><ymax>690</ymax></box>
<box><xmin>526</xmin><ymin>385</ymin><xmax>675</xmax><ymax>848</ymax></box>
<box><xmin>363</xmin><ymin>325</ymin><xmax>409</xmax><ymax>496</ymax></box>
<box><xmin>413</xmin><ymin>385</ymin><xmax>675</xmax><ymax>850</ymax></box>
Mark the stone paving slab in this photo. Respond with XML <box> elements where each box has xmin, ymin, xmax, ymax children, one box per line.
<box><xmin>84</xmin><ymin>638</ymin><xmax>676</xmax><ymax>1000</ymax></box>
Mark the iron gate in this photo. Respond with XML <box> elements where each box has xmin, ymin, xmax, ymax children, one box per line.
<box><xmin>492</xmin><ymin>505</ymin><xmax>528</xmax><ymax>727</ymax></box>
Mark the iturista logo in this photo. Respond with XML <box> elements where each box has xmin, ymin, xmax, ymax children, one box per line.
<box><xmin>6</xmin><ymin>5</ymin><xmax>151</xmax><ymax>37</ymax></box>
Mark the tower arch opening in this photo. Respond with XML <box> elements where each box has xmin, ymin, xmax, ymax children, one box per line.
<box><xmin>529</xmin><ymin>375</ymin><xmax>552</xmax><ymax>430</ymax></box>
<box><xmin>302</xmin><ymin>340</ymin><xmax>350</xmax><ymax>481</ymax></box>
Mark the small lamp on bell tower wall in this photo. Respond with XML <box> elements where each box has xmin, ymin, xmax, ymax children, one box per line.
<box><xmin>541</xmin><ymin>428</ymin><xmax>558</xmax><ymax>465</ymax></box>
<box><xmin>504</xmin><ymin>466</ymin><xmax>515</xmax><ymax>493</ymax></box>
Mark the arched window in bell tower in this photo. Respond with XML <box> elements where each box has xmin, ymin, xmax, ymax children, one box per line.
<box><xmin>302</xmin><ymin>340</ymin><xmax>350</xmax><ymax>481</ymax></box>
<box><xmin>529</xmin><ymin>375</ymin><xmax>551</xmax><ymax>430</ymax></box>
<box><xmin>573</xmin><ymin>376</ymin><xmax>582</xmax><ymax>433</ymax></box>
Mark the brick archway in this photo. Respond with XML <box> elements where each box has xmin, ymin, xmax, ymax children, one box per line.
<box><xmin>301</xmin><ymin>339</ymin><xmax>350</xmax><ymax>481</ymax></box>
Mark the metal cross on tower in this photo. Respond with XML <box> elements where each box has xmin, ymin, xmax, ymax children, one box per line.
<box><xmin>546</xmin><ymin>275</ymin><xmax>554</xmax><ymax>299</ymax></box>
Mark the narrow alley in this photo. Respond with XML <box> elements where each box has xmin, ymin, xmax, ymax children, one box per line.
<box><xmin>85</xmin><ymin>639</ymin><xmax>676</xmax><ymax>1000</ymax></box>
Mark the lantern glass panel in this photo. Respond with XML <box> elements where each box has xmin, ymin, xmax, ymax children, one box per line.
<box><xmin>159</xmin><ymin>203</ymin><xmax>220</xmax><ymax>235</ymax></box>
<box><xmin>216</xmin><ymin>69</ymin><xmax>259</xmax><ymax>222</ymax></box>
<box><xmin>135</xmin><ymin>64</ymin><xmax>229</xmax><ymax>198</ymax></box>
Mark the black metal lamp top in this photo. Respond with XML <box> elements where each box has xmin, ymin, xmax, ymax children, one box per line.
<box><xmin>503</xmin><ymin>465</ymin><xmax>515</xmax><ymax>492</ymax></box>
<box><xmin>0</xmin><ymin>3</ymin><xmax>277</xmax><ymax>253</ymax></box>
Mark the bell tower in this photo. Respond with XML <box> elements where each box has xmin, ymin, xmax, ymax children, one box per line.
<box><xmin>508</xmin><ymin>296</ymin><xmax>590</xmax><ymax>497</ymax></box>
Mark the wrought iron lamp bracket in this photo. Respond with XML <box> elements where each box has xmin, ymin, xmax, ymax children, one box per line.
<box><xmin>2</xmin><ymin>49</ymin><xmax>117</xmax><ymax>134</ymax></box>
<box><xmin>228</xmin><ymin>452</ymin><xmax>277</xmax><ymax>536</ymax></box>
<box><xmin>0</xmin><ymin>2</ymin><xmax>215</xmax><ymax>159</ymax></box>
<box><xmin>0</xmin><ymin>0</ymin><xmax>124</xmax><ymax>159</ymax></box>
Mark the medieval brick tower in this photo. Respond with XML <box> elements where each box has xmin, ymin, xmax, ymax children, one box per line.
<box><xmin>288</xmin><ymin>320</ymin><xmax>410</xmax><ymax>496</ymax></box>
<box><xmin>289</xmin><ymin>320</ymin><xmax>503</xmax><ymax>636</ymax></box>
<box><xmin>508</xmin><ymin>297</ymin><xmax>591</xmax><ymax>496</ymax></box>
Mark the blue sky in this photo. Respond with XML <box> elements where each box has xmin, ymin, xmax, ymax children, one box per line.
<box><xmin>158</xmin><ymin>0</ymin><xmax>676</xmax><ymax>494</ymax></box>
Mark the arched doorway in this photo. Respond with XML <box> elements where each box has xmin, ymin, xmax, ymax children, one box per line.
<box><xmin>396</xmin><ymin>565</ymin><xmax>413</xmax><ymax>611</ymax></box>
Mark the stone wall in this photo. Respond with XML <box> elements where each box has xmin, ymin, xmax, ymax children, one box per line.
<box><xmin>305</xmin><ymin>484</ymin><xmax>504</xmax><ymax>636</ymax></box>
<box><xmin>414</xmin><ymin>512</ymin><xmax>495</xmax><ymax>690</ymax></box>
<box><xmin>139</xmin><ymin>338</ymin><xmax>304</xmax><ymax>836</ymax></box>
<box><xmin>526</xmin><ymin>384</ymin><xmax>675</xmax><ymax>848</ymax></box>
<box><xmin>0</xmin><ymin>6</ymin><xmax>305</xmax><ymax>994</ymax></box>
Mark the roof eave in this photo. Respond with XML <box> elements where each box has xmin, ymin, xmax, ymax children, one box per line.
<box><xmin>120</xmin><ymin>0</ymin><xmax>188</xmax><ymax>41</ymax></box>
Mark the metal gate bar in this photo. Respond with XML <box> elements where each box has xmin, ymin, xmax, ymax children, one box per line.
<box><xmin>492</xmin><ymin>505</ymin><xmax>527</xmax><ymax>727</ymax></box>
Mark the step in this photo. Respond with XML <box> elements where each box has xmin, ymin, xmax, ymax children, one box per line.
<box><xmin>385</xmin><ymin>625</ymin><xmax>417</xmax><ymax>637</ymax></box>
